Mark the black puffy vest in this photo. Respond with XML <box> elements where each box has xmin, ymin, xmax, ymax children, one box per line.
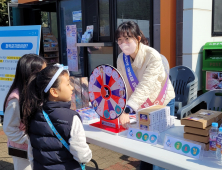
<box><xmin>28</xmin><ymin>101</ymin><xmax>81</xmax><ymax>170</ymax></box>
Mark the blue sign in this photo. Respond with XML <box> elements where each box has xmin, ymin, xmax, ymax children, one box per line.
<box><xmin>72</xmin><ymin>10</ymin><xmax>82</xmax><ymax>22</ymax></box>
<box><xmin>0</xmin><ymin>25</ymin><xmax>41</xmax><ymax>115</ymax></box>
<box><xmin>0</xmin><ymin>30</ymin><xmax>39</xmax><ymax>37</ymax></box>
<box><xmin>1</xmin><ymin>43</ymin><xmax>33</xmax><ymax>50</ymax></box>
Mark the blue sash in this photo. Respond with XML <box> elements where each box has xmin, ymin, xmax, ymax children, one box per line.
<box><xmin>123</xmin><ymin>54</ymin><xmax>139</xmax><ymax>91</ymax></box>
<box><xmin>123</xmin><ymin>53</ymin><xmax>169</xmax><ymax>107</ymax></box>
<box><xmin>42</xmin><ymin>110</ymin><xmax>85</xmax><ymax>170</ymax></box>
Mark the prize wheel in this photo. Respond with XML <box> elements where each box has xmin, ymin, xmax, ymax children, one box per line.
<box><xmin>89</xmin><ymin>64</ymin><xmax>127</xmax><ymax>120</ymax></box>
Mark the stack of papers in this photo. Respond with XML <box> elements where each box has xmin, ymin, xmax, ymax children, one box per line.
<box><xmin>76</xmin><ymin>107</ymin><xmax>100</xmax><ymax>124</ymax></box>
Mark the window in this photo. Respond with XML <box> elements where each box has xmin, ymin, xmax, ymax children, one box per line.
<box><xmin>117</xmin><ymin>0</ymin><xmax>152</xmax><ymax>54</ymax></box>
<box><xmin>41</xmin><ymin>12</ymin><xmax>50</xmax><ymax>28</ymax></box>
<box><xmin>59</xmin><ymin>0</ymin><xmax>84</xmax><ymax>76</ymax></box>
<box><xmin>212</xmin><ymin>0</ymin><xmax>222</xmax><ymax>36</ymax></box>
<box><xmin>88</xmin><ymin>47</ymin><xmax>113</xmax><ymax>75</ymax></box>
<box><xmin>117</xmin><ymin>0</ymin><xmax>151</xmax><ymax>42</ymax></box>
<box><xmin>99</xmin><ymin>0</ymin><xmax>110</xmax><ymax>37</ymax></box>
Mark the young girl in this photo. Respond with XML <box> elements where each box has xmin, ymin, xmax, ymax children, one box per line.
<box><xmin>3</xmin><ymin>54</ymin><xmax>46</xmax><ymax>170</ymax></box>
<box><xmin>22</xmin><ymin>64</ymin><xmax>92</xmax><ymax>170</ymax></box>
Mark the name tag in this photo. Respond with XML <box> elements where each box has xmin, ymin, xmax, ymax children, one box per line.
<box><xmin>127</xmin><ymin>128</ymin><xmax>159</xmax><ymax>145</ymax></box>
<box><xmin>164</xmin><ymin>135</ymin><xmax>202</xmax><ymax>159</ymax></box>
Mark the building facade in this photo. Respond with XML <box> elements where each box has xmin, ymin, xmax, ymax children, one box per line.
<box><xmin>9</xmin><ymin>0</ymin><xmax>222</xmax><ymax>90</ymax></box>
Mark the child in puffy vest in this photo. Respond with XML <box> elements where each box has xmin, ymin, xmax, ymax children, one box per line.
<box><xmin>22</xmin><ymin>64</ymin><xmax>92</xmax><ymax>170</ymax></box>
<box><xmin>3</xmin><ymin>54</ymin><xmax>46</xmax><ymax>170</ymax></box>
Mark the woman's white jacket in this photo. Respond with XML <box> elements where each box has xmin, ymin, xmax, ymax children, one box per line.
<box><xmin>117</xmin><ymin>43</ymin><xmax>175</xmax><ymax>111</ymax></box>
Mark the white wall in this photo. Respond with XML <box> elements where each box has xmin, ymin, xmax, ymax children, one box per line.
<box><xmin>183</xmin><ymin>0</ymin><xmax>222</xmax><ymax>90</ymax></box>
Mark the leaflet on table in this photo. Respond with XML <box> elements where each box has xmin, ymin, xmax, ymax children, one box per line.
<box><xmin>76</xmin><ymin>107</ymin><xmax>100</xmax><ymax>123</ymax></box>
<box><xmin>127</xmin><ymin>127</ymin><xmax>159</xmax><ymax>145</ymax></box>
<box><xmin>0</xmin><ymin>25</ymin><xmax>41</xmax><ymax>115</ymax></box>
<box><xmin>66</xmin><ymin>25</ymin><xmax>78</xmax><ymax>72</ymax></box>
<box><xmin>164</xmin><ymin>135</ymin><xmax>204</xmax><ymax>159</ymax></box>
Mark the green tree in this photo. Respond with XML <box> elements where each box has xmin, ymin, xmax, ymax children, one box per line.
<box><xmin>0</xmin><ymin>0</ymin><xmax>10</xmax><ymax>26</ymax></box>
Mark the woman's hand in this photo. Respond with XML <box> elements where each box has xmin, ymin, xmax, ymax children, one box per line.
<box><xmin>119</xmin><ymin>112</ymin><xmax>130</xmax><ymax>129</ymax></box>
<box><xmin>19</xmin><ymin>122</ymin><xmax>26</xmax><ymax>131</ymax></box>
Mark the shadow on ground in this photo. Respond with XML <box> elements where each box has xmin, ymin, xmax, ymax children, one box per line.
<box><xmin>120</xmin><ymin>155</ymin><xmax>140</xmax><ymax>168</ymax></box>
<box><xmin>0</xmin><ymin>160</ymin><xmax>13</xmax><ymax>170</ymax></box>
<box><xmin>0</xmin><ymin>161</ymin><xmax>99</xmax><ymax>170</ymax></box>
<box><xmin>85</xmin><ymin>166</ymin><xmax>99</xmax><ymax>170</ymax></box>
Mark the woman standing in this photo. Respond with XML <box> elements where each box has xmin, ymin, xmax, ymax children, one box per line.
<box><xmin>115</xmin><ymin>21</ymin><xmax>175</xmax><ymax>170</ymax></box>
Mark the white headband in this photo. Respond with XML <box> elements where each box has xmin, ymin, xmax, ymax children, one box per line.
<box><xmin>44</xmin><ymin>63</ymin><xmax>69</xmax><ymax>93</ymax></box>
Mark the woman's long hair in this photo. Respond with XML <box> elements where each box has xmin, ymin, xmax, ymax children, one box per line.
<box><xmin>3</xmin><ymin>54</ymin><xmax>46</xmax><ymax>120</ymax></box>
<box><xmin>115</xmin><ymin>21</ymin><xmax>149</xmax><ymax>46</ymax></box>
<box><xmin>22</xmin><ymin>65</ymin><xmax>68</xmax><ymax>134</ymax></box>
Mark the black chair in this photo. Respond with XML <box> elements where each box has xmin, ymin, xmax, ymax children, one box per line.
<box><xmin>169</xmin><ymin>65</ymin><xmax>198</xmax><ymax>119</ymax></box>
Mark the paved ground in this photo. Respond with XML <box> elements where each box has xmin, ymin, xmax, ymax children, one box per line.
<box><xmin>0</xmin><ymin>125</ymin><xmax>140</xmax><ymax>170</ymax></box>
